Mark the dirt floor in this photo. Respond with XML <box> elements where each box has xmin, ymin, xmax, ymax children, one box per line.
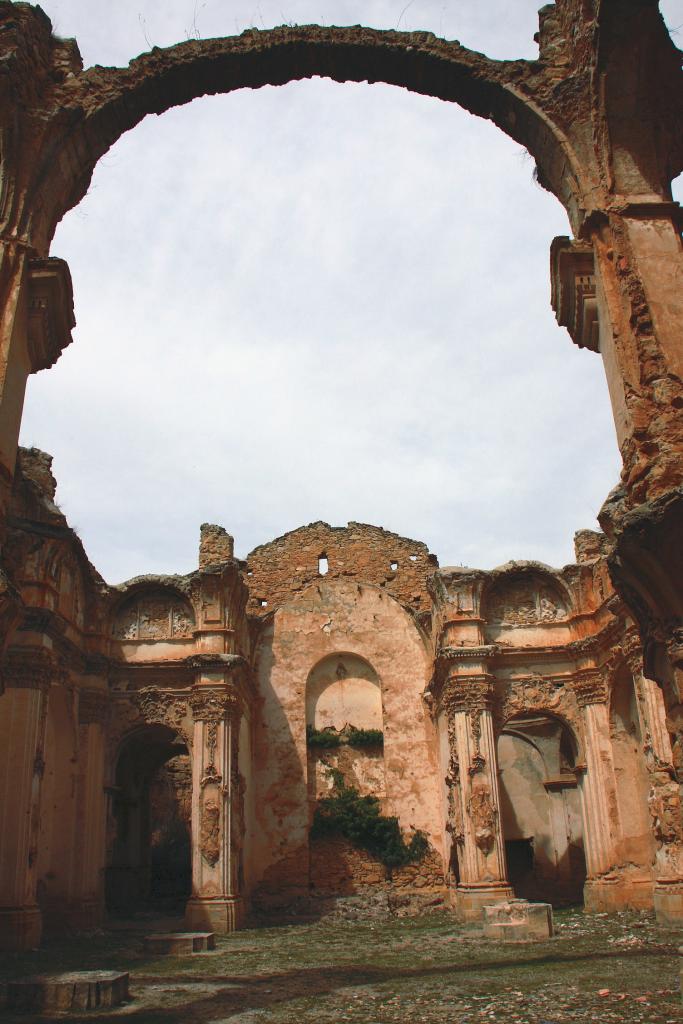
<box><xmin>0</xmin><ymin>905</ymin><xmax>681</xmax><ymax>1022</ymax></box>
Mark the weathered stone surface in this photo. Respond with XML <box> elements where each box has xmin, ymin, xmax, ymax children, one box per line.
<box><xmin>482</xmin><ymin>899</ymin><xmax>553</xmax><ymax>942</ymax></box>
<box><xmin>144</xmin><ymin>932</ymin><xmax>216</xmax><ymax>955</ymax></box>
<box><xmin>0</xmin><ymin>971</ymin><xmax>129</xmax><ymax>1012</ymax></box>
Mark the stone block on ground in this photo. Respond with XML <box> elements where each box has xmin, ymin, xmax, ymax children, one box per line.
<box><xmin>482</xmin><ymin>898</ymin><xmax>553</xmax><ymax>942</ymax></box>
<box><xmin>0</xmin><ymin>971</ymin><xmax>129</xmax><ymax>1012</ymax></box>
<box><xmin>144</xmin><ymin>931</ymin><xmax>216</xmax><ymax>955</ymax></box>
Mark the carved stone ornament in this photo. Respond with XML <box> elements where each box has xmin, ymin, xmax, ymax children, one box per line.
<box><xmin>468</xmin><ymin>784</ymin><xmax>497</xmax><ymax>853</ymax></box>
<box><xmin>3</xmin><ymin>647</ymin><xmax>67</xmax><ymax>691</ymax></box>
<box><xmin>495</xmin><ymin>673</ymin><xmax>568</xmax><ymax>729</ymax></box>
<box><xmin>189</xmin><ymin>686</ymin><xmax>240</xmax><ymax>722</ymax></box>
<box><xmin>440</xmin><ymin>675</ymin><xmax>494</xmax><ymax>715</ymax></box>
<box><xmin>648</xmin><ymin>773</ymin><xmax>683</xmax><ymax>846</ymax></box>
<box><xmin>200</xmin><ymin>795</ymin><xmax>221</xmax><ymax>866</ymax></box>
<box><xmin>444</xmin><ymin>715</ymin><xmax>465</xmax><ymax>844</ymax></box>
<box><xmin>571</xmin><ymin>669</ymin><xmax>609</xmax><ymax>706</ymax></box>
<box><xmin>621</xmin><ymin>631</ymin><xmax>644</xmax><ymax>677</ymax></box>
<box><xmin>133</xmin><ymin>687</ymin><xmax>189</xmax><ymax>732</ymax></box>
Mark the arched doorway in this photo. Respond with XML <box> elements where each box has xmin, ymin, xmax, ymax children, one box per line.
<box><xmin>498</xmin><ymin>713</ymin><xmax>586</xmax><ymax>905</ymax></box>
<box><xmin>106</xmin><ymin>725</ymin><xmax>191</xmax><ymax>915</ymax></box>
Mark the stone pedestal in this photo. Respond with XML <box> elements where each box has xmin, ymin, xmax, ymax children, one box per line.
<box><xmin>0</xmin><ymin>971</ymin><xmax>129</xmax><ymax>1012</ymax></box>
<box><xmin>482</xmin><ymin>899</ymin><xmax>553</xmax><ymax>942</ymax></box>
<box><xmin>654</xmin><ymin>880</ymin><xmax>683</xmax><ymax>927</ymax></box>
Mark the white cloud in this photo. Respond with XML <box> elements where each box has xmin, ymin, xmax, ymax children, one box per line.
<box><xmin>20</xmin><ymin>1</ymin><xmax>680</xmax><ymax>582</ymax></box>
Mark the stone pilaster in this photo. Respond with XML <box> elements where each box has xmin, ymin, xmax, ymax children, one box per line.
<box><xmin>624</xmin><ymin>636</ymin><xmax>683</xmax><ymax>925</ymax></box>
<box><xmin>572</xmin><ymin>668</ymin><xmax>626</xmax><ymax>912</ymax></box>
<box><xmin>185</xmin><ymin>680</ymin><xmax>245</xmax><ymax>933</ymax></box>
<box><xmin>441</xmin><ymin>670</ymin><xmax>513</xmax><ymax>921</ymax></box>
<box><xmin>0</xmin><ymin>647</ymin><xmax>57</xmax><ymax>950</ymax></box>
<box><xmin>66</xmin><ymin>687</ymin><xmax>108</xmax><ymax>930</ymax></box>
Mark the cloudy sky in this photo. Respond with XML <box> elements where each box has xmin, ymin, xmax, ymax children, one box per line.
<box><xmin>20</xmin><ymin>1</ymin><xmax>683</xmax><ymax>583</ymax></box>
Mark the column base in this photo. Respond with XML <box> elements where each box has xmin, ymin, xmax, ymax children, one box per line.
<box><xmin>653</xmin><ymin>879</ymin><xmax>683</xmax><ymax>926</ymax></box>
<box><xmin>0</xmin><ymin>905</ymin><xmax>42</xmax><ymax>951</ymax></box>
<box><xmin>453</xmin><ymin>883</ymin><xmax>516</xmax><ymax>922</ymax></box>
<box><xmin>583</xmin><ymin>875</ymin><xmax>653</xmax><ymax>913</ymax></box>
<box><xmin>185</xmin><ymin>896</ymin><xmax>244</xmax><ymax>934</ymax></box>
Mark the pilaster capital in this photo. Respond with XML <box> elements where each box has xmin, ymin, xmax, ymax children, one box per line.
<box><xmin>571</xmin><ymin>668</ymin><xmax>609</xmax><ymax>707</ymax></box>
<box><xmin>189</xmin><ymin>684</ymin><xmax>240</xmax><ymax>723</ymax></box>
<box><xmin>441</xmin><ymin>674</ymin><xmax>495</xmax><ymax>715</ymax></box>
<box><xmin>2</xmin><ymin>646</ymin><xmax>66</xmax><ymax>691</ymax></box>
<box><xmin>78</xmin><ymin>687</ymin><xmax>109</xmax><ymax>724</ymax></box>
<box><xmin>621</xmin><ymin>630</ymin><xmax>644</xmax><ymax>677</ymax></box>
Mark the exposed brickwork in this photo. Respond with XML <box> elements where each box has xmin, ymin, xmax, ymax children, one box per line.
<box><xmin>245</xmin><ymin>522</ymin><xmax>437</xmax><ymax>617</ymax></box>
<box><xmin>309</xmin><ymin>837</ymin><xmax>445</xmax><ymax>894</ymax></box>
<box><xmin>199</xmin><ymin>523</ymin><xmax>234</xmax><ymax>568</ymax></box>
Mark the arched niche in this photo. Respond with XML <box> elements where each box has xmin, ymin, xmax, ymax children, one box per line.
<box><xmin>483</xmin><ymin>570</ymin><xmax>570</xmax><ymax>627</ymax></box>
<box><xmin>112</xmin><ymin>587</ymin><xmax>195</xmax><ymax>641</ymax></box>
<box><xmin>106</xmin><ymin>724</ymin><xmax>191</xmax><ymax>915</ymax></box>
<box><xmin>498</xmin><ymin>712</ymin><xmax>586</xmax><ymax>905</ymax></box>
<box><xmin>306</xmin><ymin>652</ymin><xmax>382</xmax><ymax>732</ymax></box>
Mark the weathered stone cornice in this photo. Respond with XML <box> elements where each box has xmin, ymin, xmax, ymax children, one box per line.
<box><xmin>3</xmin><ymin>646</ymin><xmax>67</xmax><ymax>690</ymax></box>
<box><xmin>571</xmin><ymin>668</ymin><xmax>609</xmax><ymax>706</ymax></box>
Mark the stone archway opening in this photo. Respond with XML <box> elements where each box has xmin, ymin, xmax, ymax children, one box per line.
<box><xmin>106</xmin><ymin>724</ymin><xmax>191</xmax><ymax>916</ymax></box>
<box><xmin>498</xmin><ymin>713</ymin><xmax>586</xmax><ymax>906</ymax></box>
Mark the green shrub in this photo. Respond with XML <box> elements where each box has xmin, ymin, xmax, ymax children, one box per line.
<box><xmin>311</xmin><ymin>772</ymin><xmax>428</xmax><ymax>870</ymax></box>
<box><xmin>306</xmin><ymin>724</ymin><xmax>341</xmax><ymax>749</ymax></box>
<box><xmin>347</xmin><ymin>726</ymin><xmax>384</xmax><ymax>749</ymax></box>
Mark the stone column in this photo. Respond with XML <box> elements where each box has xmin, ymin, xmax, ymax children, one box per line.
<box><xmin>67</xmin><ymin>687</ymin><xmax>108</xmax><ymax>930</ymax></box>
<box><xmin>185</xmin><ymin>682</ymin><xmax>244</xmax><ymax>933</ymax></box>
<box><xmin>625</xmin><ymin>639</ymin><xmax>683</xmax><ymax>925</ymax></box>
<box><xmin>442</xmin><ymin>672</ymin><xmax>514</xmax><ymax>921</ymax></box>
<box><xmin>0</xmin><ymin>648</ymin><xmax>54</xmax><ymax>950</ymax></box>
<box><xmin>572</xmin><ymin>669</ymin><xmax>625</xmax><ymax>912</ymax></box>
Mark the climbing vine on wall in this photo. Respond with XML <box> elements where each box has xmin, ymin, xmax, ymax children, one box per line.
<box><xmin>310</xmin><ymin>770</ymin><xmax>428</xmax><ymax>870</ymax></box>
<box><xmin>306</xmin><ymin>724</ymin><xmax>384</xmax><ymax>750</ymax></box>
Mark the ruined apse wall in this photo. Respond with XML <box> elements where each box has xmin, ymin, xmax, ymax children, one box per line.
<box><xmin>249</xmin><ymin>534</ymin><xmax>443</xmax><ymax>904</ymax></box>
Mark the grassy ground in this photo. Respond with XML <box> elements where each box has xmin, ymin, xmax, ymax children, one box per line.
<box><xmin>0</xmin><ymin>906</ymin><xmax>681</xmax><ymax>1022</ymax></box>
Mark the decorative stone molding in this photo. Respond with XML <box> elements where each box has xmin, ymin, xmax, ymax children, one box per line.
<box><xmin>550</xmin><ymin>237</ymin><xmax>599</xmax><ymax>352</ymax></box>
<box><xmin>571</xmin><ymin>669</ymin><xmax>609</xmax><ymax>707</ymax></box>
<box><xmin>189</xmin><ymin>686</ymin><xmax>240</xmax><ymax>723</ymax></box>
<box><xmin>3</xmin><ymin>647</ymin><xmax>66</xmax><ymax>690</ymax></box>
<box><xmin>441</xmin><ymin>674</ymin><xmax>494</xmax><ymax>715</ymax></box>
<box><xmin>468</xmin><ymin>784</ymin><xmax>497</xmax><ymax>853</ymax></box>
<box><xmin>27</xmin><ymin>258</ymin><xmax>75</xmax><ymax>372</ymax></box>
<box><xmin>621</xmin><ymin>630</ymin><xmax>644</xmax><ymax>676</ymax></box>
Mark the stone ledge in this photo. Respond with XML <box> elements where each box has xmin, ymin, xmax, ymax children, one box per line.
<box><xmin>144</xmin><ymin>932</ymin><xmax>216</xmax><ymax>955</ymax></box>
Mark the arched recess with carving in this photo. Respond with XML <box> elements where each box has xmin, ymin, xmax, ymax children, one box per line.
<box><xmin>111</xmin><ymin>586</ymin><xmax>195</xmax><ymax>642</ymax></box>
<box><xmin>482</xmin><ymin>567</ymin><xmax>572</xmax><ymax>636</ymax></box>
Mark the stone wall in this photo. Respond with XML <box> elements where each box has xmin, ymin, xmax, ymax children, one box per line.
<box><xmin>309</xmin><ymin>837</ymin><xmax>445</xmax><ymax>895</ymax></box>
<box><xmin>244</xmin><ymin>522</ymin><xmax>437</xmax><ymax>618</ymax></box>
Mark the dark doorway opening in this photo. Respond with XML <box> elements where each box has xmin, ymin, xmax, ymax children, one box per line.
<box><xmin>505</xmin><ymin>838</ymin><xmax>535</xmax><ymax>895</ymax></box>
<box><xmin>106</xmin><ymin>725</ymin><xmax>191</xmax><ymax>916</ymax></box>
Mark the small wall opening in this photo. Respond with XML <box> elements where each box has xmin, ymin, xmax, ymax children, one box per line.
<box><xmin>106</xmin><ymin>725</ymin><xmax>191</xmax><ymax>916</ymax></box>
<box><xmin>318</xmin><ymin>554</ymin><xmax>329</xmax><ymax>576</ymax></box>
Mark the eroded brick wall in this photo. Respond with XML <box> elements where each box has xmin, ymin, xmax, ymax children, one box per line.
<box><xmin>309</xmin><ymin>837</ymin><xmax>445</xmax><ymax>895</ymax></box>
<box><xmin>245</xmin><ymin>522</ymin><xmax>438</xmax><ymax>617</ymax></box>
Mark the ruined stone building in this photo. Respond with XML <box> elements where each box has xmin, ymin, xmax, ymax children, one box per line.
<box><xmin>0</xmin><ymin>0</ymin><xmax>682</xmax><ymax>951</ymax></box>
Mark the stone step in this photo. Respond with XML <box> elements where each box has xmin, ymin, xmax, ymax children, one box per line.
<box><xmin>0</xmin><ymin>971</ymin><xmax>129</xmax><ymax>1013</ymax></box>
<box><xmin>144</xmin><ymin>931</ymin><xmax>216</xmax><ymax>955</ymax></box>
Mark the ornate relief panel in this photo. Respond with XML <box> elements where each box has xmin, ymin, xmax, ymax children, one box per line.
<box><xmin>113</xmin><ymin>589</ymin><xmax>195</xmax><ymax>640</ymax></box>
<box><xmin>485</xmin><ymin>575</ymin><xmax>568</xmax><ymax>625</ymax></box>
